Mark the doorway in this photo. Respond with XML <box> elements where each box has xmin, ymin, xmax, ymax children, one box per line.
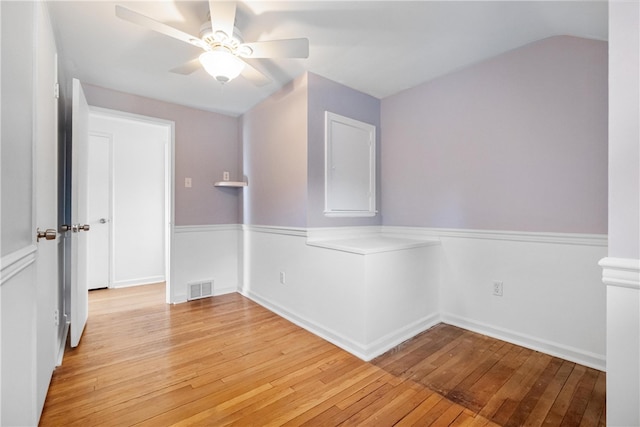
<box><xmin>87</xmin><ymin>108</ymin><xmax>173</xmax><ymax>302</ymax></box>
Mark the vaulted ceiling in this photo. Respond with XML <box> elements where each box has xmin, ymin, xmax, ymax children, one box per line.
<box><xmin>47</xmin><ymin>1</ymin><xmax>607</xmax><ymax>116</ymax></box>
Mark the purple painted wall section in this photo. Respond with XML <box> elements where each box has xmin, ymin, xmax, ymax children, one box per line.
<box><xmin>381</xmin><ymin>36</ymin><xmax>608</xmax><ymax>233</ymax></box>
<box><xmin>241</xmin><ymin>75</ymin><xmax>308</xmax><ymax>227</ymax></box>
<box><xmin>83</xmin><ymin>84</ymin><xmax>241</xmax><ymax>226</ymax></box>
<box><xmin>307</xmin><ymin>73</ymin><xmax>382</xmax><ymax>227</ymax></box>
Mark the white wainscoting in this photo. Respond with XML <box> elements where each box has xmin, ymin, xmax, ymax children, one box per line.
<box><xmin>241</xmin><ymin>225</ymin><xmax>441</xmax><ymax>361</ymax></box>
<box><xmin>386</xmin><ymin>226</ymin><xmax>608</xmax><ymax>370</ymax></box>
<box><xmin>1</xmin><ymin>247</ymin><xmax>39</xmax><ymax>425</ymax></box>
<box><xmin>171</xmin><ymin>224</ymin><xmax>607</xmax><ymax>369</ymax></box>
<box><xmin>240</xmin><ymin>225</ymin><xmax>607</xmax><ymax>370</ymax></box>
<box><xmin>171</xmin><ymin>225</ymin><xmax>240</xmax><ymax>303</ymax></box>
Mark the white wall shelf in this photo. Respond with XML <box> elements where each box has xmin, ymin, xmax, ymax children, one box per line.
<box><xmin>214</xmin><ymin>181</ymin><xmax>247</xmax><ymax>188</ymax></box>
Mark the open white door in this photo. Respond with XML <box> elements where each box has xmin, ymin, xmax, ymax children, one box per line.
<box><xmin>69</xmin><ymin>78</ymin><xmax>90</xmax><ymax>347</ymax></box>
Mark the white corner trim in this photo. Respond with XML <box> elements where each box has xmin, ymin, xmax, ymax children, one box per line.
<box><xmin>174</xmin><ymin>224</ymin><xmax>241</xmax><ymax>233</ymax></box>
<box><xmin>241</xmin><ymin>288</ymin><xmax>370</xmax><ymax>359</ymax></box>
<box><xmin>441</xmin><ymin>313</ymin><xmax>606</xmax><ymax>371</ymax></box>
<box><xmin>241</xmin><ymin>288</ymin><xmax>440</xmax><ymax>361</ymax></box>
<box><xmin>599</xmin><ymin>257</ymin><xmax>640</xmax><ymax>290</ymax></box>
<box><xmin>242</xmin><ymin>224</ymin><xmax>308</xmax><ymax>237</ymax></box>
<box><xmin>0</xmin><ymin>245</ymin><xmax>38</xmax><ymax>286</ymax></box>
<box><xmin>383</xmin><ymin>226</ymin><xmax>608</xmax><ymax>246</ymax></box>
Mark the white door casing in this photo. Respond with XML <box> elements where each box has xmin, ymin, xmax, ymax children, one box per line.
<box><xmin>89</xmin><ymin>107</ymin><xmax>173</xmax><ymax>301</ymax></box>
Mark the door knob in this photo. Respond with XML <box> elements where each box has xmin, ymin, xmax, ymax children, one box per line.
<box><xmin>36</xmin><ymin>228</ymin><xmax>57</xmax><ymax>242</ymax></box>
<box><xmin>60</xmin><ymin>224</ymin><xmax>90</xmax><ymax>232</ymax></box>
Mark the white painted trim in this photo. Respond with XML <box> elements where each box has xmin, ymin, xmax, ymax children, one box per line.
<box><xmin>242</xmin><ymin>289</ymin><xmax>440</xmax><ymax>361</ymax></box>
<box><xmin>174</xmin><ymin>224</ymin><xmax>240</xmax><ymax>234</ymax></box>
<box><xmin>441</xmin><ymin>313</ymin><xmax>606</xmax><ymax>371</ymax></box>
<box><xmin>0</xmin><ymin>245</ymin><xmax>37</xmax><ymax>286</ymax></box>
<box><xmin>242</xmin><ymin>224</ymin><xmax>307</xmax><ymax>237</ymax></box>
<box><xmin>111</xmin><ymin>276</ymin><xmax>166</xmax><ymax>289</ymax></box>
<box><xmin>88</xmin><ymin>106</ymin><xmax>175</xmax><ymax>303</ymax></box>
<box><xmin>243</xmin><ymin>225</ymin><xmax>604</xmax><ymax>246</ymax></box>
<box><xmin>307</xmin><ymin>237</ymin><xmax>440</xmax><ymax>255</ymax></box>
<box><xmin>599</xmin><ymin>257</ymin><xmax>640</xmax><ymax>290</ymax></box>
<box><xmin>383</xmin><ymin>226</ymin><xmax>607</xmax><ymax>246</ymax></box>
<box><xmin>324</xmin><ymin>111</ymin><xmax>376</xmax><ymax>217</ymax></box>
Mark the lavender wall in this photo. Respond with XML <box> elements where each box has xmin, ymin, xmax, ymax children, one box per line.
<box><xmin>83</xmin><ymin>84</ymin><xmax>240</xmax><ymax>226</ymax></box>
<box><xmin>241</xmin><ymin>74</ymin><xmax>308</xmax><ymax>227</ymax></box>
<box><xmin>381</xmin><ymin>36</ymin><xmax>608</xmax><ymax>233</ymax></box>
<box><xmin>306</xmin><ymin>73</ymin><xmax>382</xmax><ymax>227</ymax></box>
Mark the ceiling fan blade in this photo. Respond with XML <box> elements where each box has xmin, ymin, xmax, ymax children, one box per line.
<box><xmin>209</xmin><ymin>0</ymin><xmax>236</xmax><ymax>39</ymax></box>
<box><xmin>169</xmin><ymin>58</ymin><xmax>201</xmax><ymax>75</ymax></box>
<box><xmin>240</xmin><ymin>38</ymin><xmax>309</xmax><ymax>59</ymax></box>
<box><xmin>115</xmin><ymin>5</ymin><xmax>202</xmax><ymax>48</ymax></box>
<box><xmin>240</xmin><ymin>59</ymin><xmax>271</xmax><ymax>86</ymax></box>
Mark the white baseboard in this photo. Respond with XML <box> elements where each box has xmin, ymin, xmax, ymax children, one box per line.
<box><xmin>441</xmin><ymin>313</ymin><xmax>606</xmax><ymax>371</ymax></box>
<box><xmin>112</xmin><ymin>275</ymin><xmax>165</xmax><ymax>288</ymax></box>
<box><xmin>242</xmin><ymin>289</ymin><xmax>440</xmax><ymax>361</ymax></box>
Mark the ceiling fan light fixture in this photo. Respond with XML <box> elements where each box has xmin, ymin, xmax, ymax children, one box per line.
<box><xmin>199</xmin><ymin>50</ymin><xmax>245</xmax><ymax>83</ymax></box>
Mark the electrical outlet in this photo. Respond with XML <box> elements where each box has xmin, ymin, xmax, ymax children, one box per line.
<box><xmin>54</xmin><ymin>309</ymin><xmax>59</xmax><ymax>326</ymax></box>
<box><xmin>223</xmin><ymin>171</ymin><xmax>230</xmax><ymax>181</ymax></box>
<box><xmin>493</xmin><ymin>281</ymin><xmax>503</xmax><ymax>296</ymax></box>
<box><xmin>185</xmin><ymin>177</ymin><xmax>192</xmax><ymax>188</ymax></box>
<box><xmin>279</xmin><ymin>271</ymin><xmax>286</xmax><ymax>285</ymax></box>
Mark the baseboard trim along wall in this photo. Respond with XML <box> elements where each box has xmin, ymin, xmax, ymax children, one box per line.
<box><xmin>441</xmin><ymin>313</ymin><xmax>606</xmax><ymax>371</ymax></box>
<box><xmin>112</xmin><ymin>275</ymin><xmax>166</xmax><ymax>288</ymax></box>
<box><xmin>239</xmin><ymin>225</ymin><xmax>607</xmax><ymax>370</ymax></box>
<box><xmin>242</xmin><ymin>289</ymin><xmax>442</xmax><ymax>361</ymax></box>
<box><xmin>172</xmin><ymin>224</ymin><xmax>607</xmax><ymax>368</ymax></box>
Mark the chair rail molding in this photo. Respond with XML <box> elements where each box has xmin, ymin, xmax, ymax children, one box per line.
<box><xmin>599</xmin><ymin>257</ymin><xmax>640</xmax><ymax>289</ymax></box>
<box><xmin>0</xmin><ymin>245</ymin><xmax>38</xmax><ymax>286</ymax></box>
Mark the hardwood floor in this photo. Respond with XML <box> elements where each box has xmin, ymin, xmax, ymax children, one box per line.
<box><xmin>40</xmin><ymin>284</ymin><xmax>605</xmax><ymax>426</ymax></box>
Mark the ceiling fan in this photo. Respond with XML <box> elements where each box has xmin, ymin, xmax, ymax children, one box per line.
<box><xmin>115</xmin><ymin>1</ymin><xmax>309</xmax><ymax>85</ymax></box>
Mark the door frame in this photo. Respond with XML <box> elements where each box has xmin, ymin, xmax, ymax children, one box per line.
<box><xmin>86</xmin><ymin>130</ymin><xmax>113</xmax><ymax>290</ymax></box>
<box><xmin>88</xmin><ymin>106</ymin><xmax>175</xmax><ymax>303</ymax></box>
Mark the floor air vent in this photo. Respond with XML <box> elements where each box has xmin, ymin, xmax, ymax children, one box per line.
<box><xmin>188</xmin><ymin>280</ymin><xmax>213</xmax><ymax>301</ymax></box>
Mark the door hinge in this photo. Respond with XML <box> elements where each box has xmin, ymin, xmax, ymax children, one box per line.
<box><xmin>54</xmin><ymin>83</ymin><xmax>60</xmax><ymax>99</ymax></box>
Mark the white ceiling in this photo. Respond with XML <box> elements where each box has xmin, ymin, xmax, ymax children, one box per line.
<box><xmin>47</xmin><ymin>1</ymin><xmax>607</xmax><ymax>117</ymax></box>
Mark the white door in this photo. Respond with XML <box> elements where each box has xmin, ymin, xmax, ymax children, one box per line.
<box><xmin>1</xmin><ymin>2</ymin><xmax>62</xmax><ymax>423</ymax></box>
<box><xmin>86</xmin><ymin>133</ymin><xmax>112</xmax><ymax>290</ymax></box>
<box><xmin>34</xmin><ymin>2</ymin><xmax>60</xmax><ymax>406</ymax></box>
<box><xmin>70</xmin><ymin>78</ymin><xmax>90</xmax><ymax>347</ymax></box>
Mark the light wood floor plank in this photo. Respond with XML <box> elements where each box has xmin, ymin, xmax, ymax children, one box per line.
<box><xmin>40</xmin><ymin>284</ymin><xmax>605</xmax><ymax>426</ymax></box>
